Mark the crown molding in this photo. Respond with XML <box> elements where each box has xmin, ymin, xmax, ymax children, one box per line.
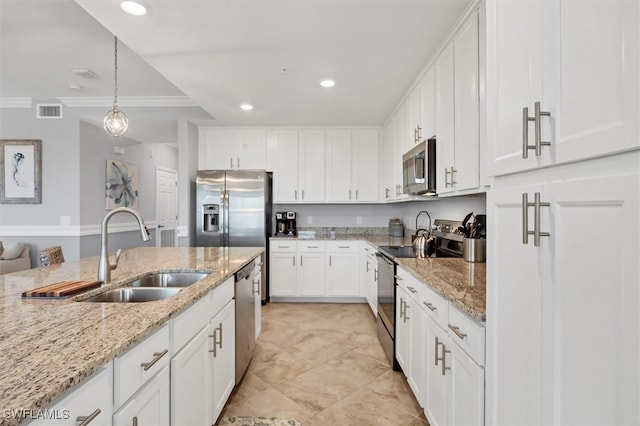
<box><xmin>57</xmin><ymin>96</ymin><xmax>197</xmax><ymax>108</ymax></box>
<box><xmin>0</xmin><ymin>97</ymin><xmax>33</xmax><ymax>108</ymax></box>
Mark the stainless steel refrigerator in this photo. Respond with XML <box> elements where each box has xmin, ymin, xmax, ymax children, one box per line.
<box><xmin>194</xmin><ymin>169</ymin><xmax>272</xmax><ymax>302</ymax></box>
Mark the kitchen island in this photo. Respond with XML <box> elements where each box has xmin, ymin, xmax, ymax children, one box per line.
<box><xmin>0</xmin><ymin>246</ymin><xmax>263</xmax><ymax>426</ymax></box>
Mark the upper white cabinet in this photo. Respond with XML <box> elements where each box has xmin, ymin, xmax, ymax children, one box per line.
<box><xmin>420</xmin><ymin>66</ymin><xmax>437</xmax><ymax>141</ymax></box>
<box><xmin>199</xmin><ymin>128</ymin><xmax>266</xmax><ymax>170</ymax></box>
<box><xmin>437</xmin><ymin>11</ymin><xmax>480</xmax><ymax>195</ymax></box>
<box><xmin>326</xmin><ymin>129</ymin><xmax>379</xmax><ymax>203</ymax></box>
<box><xmin>486</xmin><ymin>0</ymin><xmax>639</xmax><ymax>176</ymax></box>
<box><xmin>266</xmin><ymin>130</ymin><xmax>298</xmax><ymax>203</ymax></box>
<box><xmin>297</xmin><ymin>130</ymin><xmax>326</xmax><ymax>202</ymax></box>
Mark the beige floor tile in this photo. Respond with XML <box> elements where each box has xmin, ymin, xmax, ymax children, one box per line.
<box><xmin>366</xmin><ymin>370</ymin><xmax>423</xmax><ymax>417</ymax></box>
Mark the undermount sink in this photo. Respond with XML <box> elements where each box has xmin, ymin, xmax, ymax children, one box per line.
<box><xmin>82</xmin><ymin>287</ymin><xmax>181</xmax><ymax>303</ymax></box>
<box><xmin>128</xmin><ymin>272</ymin><xmax>210</xmax><ymax>288</ymax></box>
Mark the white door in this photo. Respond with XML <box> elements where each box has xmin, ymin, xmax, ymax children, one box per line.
<box><xmin>326</xmin><ymin>252</ymin><xmax>360</xmax><ymax>297</ymax></box>
<box><xmin>395</xmin><ymin>284</ymin><xmax>411</xmax><ymax>371</ymax></box>
<box><xmin>352</xmin><ymin>129</ymin><xmax>379</xmax><ymax>202</ymax></box>
<box><xmin>449</xmin><ymin>341</ymin><xmax>485</xmax><ymax>426</ymax></box>
<box><xmin>113</xmin><ymin>366</ymin><xmax>170</xmax><ymax>426</ymax></box>
<box><xmin>199</xmin><ymin>129</ymin><xmax>235</xmax><ymax>170</ymax></box>
<box><xmin>234</xmin><ymin>129</ymin><xmax>266</xmax><ymax>169</ymax></box>
<box><xmin>424</xmin><ymin>317</ymin><xmax>449</xmax><ymax>426</ymax></box>
<box><xmin>298</xmin><ymin>251</ymin><xmax>326</xmax><ymax>297</ymax></box>
<box><xmin>211</xmin><ymin>301</ymin><xmax>235</xmax><ymax>422</ymax></box>
<box><xmin>298</xmin><ymin>130</ymin><xmax>325</xmax><ymax>202</ymax></box>
<box><xmin>270</xmin><ymin>130</ymin><xmax>298</xmax><ymax>203</ymax></box>
<box><xmin>269</xmin><ymin>251</ymin><xmax>297</xmax><ymax>297</ymax></box>
<box><xmin>407</xmin><ymin>296</ymin><xmax>425</xmax><ymax>404</ymax></box>
<box><xmin>156</xmin><ymin>168</ymin><xmax>177</xmax><ymax>247</ymax></box>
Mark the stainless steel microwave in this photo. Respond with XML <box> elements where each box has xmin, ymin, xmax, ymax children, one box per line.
<box><xmin>402</xmin><ymin>138</ymin><xmax>436</xmax><ymax>195</ymax></box>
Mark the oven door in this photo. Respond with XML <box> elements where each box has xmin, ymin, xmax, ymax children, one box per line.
<box><xmin>376</xmin><ymin>252</ymin><xmax>395</xmax><ymax>336</ymax></box>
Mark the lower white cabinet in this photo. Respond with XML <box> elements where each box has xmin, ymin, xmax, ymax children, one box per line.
<box><xmin>269</xmin><ymin>242</ymin><xmax>297</xmax><ymax>297</ymax></box>
<box><xmin>171</xmin><ymin>276</ymin><xmax>236</xmax><ymax>426</ymax></box>
<box><xmin>361</xmin><ymin>243</ymin><xmax>378</xmax><ymax>316</ymax></box>
<box><xmin>28</xmin><ymin>364</ymin><xmax>113</xmax><ymax>426</ymax></box>
<box><xmin>113</xmin><ymin>366</ymin><xmax>169</xmax><ymax>426</ymax></box>
<box><xmin>298</xmin><ymin>242</ymin><xmax>326</xmax><ymax>297</ymax></box>
<box><xmin>326</xmin><ymin>242</ymin><xmax>360</xmax><ymax>297</ymax></box>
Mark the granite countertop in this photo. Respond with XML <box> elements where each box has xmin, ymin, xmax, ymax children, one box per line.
<box><xmin>271</xmin><ymin>232</ymin><xmax>486</xmax><ymax>322</ymax></box>
<box><xmin>0</xmin><ymin>246</ymin><xmax>263</xmax><ymax>426</ymax></box>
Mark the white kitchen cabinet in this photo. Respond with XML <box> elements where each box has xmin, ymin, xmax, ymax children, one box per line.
<box><xmin>435</xmin><ymin>42</ymin><xmax>456</xmax><ymax>196</ymax></box>
<box><xmin>198</xmin><ymin>128</ymin><xmax>266</xmax><ymax>170</ymax></box>
<box><xmin>297</xmin><ymin>130</ymin><xmax>325</xmax><ymax>202</ymax></box>
<box><xmin>269</xmin><ymin>242</ymin><xmax>297</xmax><ymax>297</ymax></box>
<box><xmin>28</xmin><ymin>364</ymin><xmax>113</xmax><ymax>426</ymax></box>
<box><xmin>326</xmin><ymin>241</ymin><xmax>360</xmax><ymax>297</ymax></box>
<box><xmin>113</xmin><ymin>366</ymin><xmax>169</xmax><ymax>426</ymax></box>
<box><xmin>408</xmin><ymin>84</ymin><xmax>423</xmax><ymax>146</ymax></box>
<box><xmin>253</xmin><ymin>258</ymin><xmax>262</xmax><ymax>338</ymax></box>
<box><xmin>486</xmin><ymin>0</ymin><xmax>639</xmax><ymax>177</ymax></box>
<box><xmin>420</xmin><ymin>66</ymin><xmax>436</xmax><ymax>141</ymax></box>
<box><xmin>424</xmin><ymin>317</ymin><xmax>450</xmax><ymax>426</ymax></box>
<box><xmin>210</xmin><ymin>300</ymin><xmax>235</xmax><ymax>421</ymax></box>
<box><xmin>395</xmin><ymin>283</ymin><xmax>411</xmax><ymax>371</ymax></box>
<box><xmin>326</xmin><ymin>129</ymin><xmax>380</xmax><ymax>203</ymax></box>
<box><xmin>266</xmin><ymin>130</ymin><xmax>298</xmax><ymax>203</ymax></box>
<box><xmin>298</xmin><ymin>242</ymin><xmax>326</xmax><ymax>297</ymax></box>
<box><xmin>170</xmin><ymin>324</ymin><xmax>213</xmax><ymax>426</ymax></box>
<box><xmin>361</xmin><ymin>242</ymin><xmax>378</xmax><ymax>316</ymax></box>
<box><xmin>486</xmin><ymin>156</ymin><xmax>640</xmax><ymax>425</ymax></box>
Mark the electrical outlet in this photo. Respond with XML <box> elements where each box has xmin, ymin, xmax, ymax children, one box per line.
<box><xmin>307</xmin><ymin>216</ymin><xmax>313</xmax><ymax>224</ymax></box>
<box><xmin>356</xmin><ymin>216</ymin><xmax>363</xmax><ymax>225</ymax></box>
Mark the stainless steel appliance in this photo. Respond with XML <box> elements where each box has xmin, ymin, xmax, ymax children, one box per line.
<box><xmin>376</xmin><ymin>218</ymin><xmax>464</xmax><ymax>370</ymax></box>
<box><xmin>402</xmin><ymin>138</ymin><xmax>437</xmax><ymax>196</ymax></box>
<box><xmin>234</xmin><ymin>259</ymin><xmax>256</xmax><ymax>384</ymax></box>
<box><xmin>275</xmin><ymin>211</ymin><xmax>297</xmax><ymax>237</ymax></box>
<box><xmin>194</xmin><ymin>169</ymin><xmax>272</xmax><ymax>303</ymax></box>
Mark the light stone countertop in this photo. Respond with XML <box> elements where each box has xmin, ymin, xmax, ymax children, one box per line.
<box><xmin>0</xmin><ymin>246</ymin><xmax>263</xmax><ymax>426</ymax></box>
<box><xmin>271</xmin><ymin>233</ymin><xmax>486</xmax><ymax>322</ymax></box>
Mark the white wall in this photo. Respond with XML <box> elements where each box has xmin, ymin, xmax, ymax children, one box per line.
<box><xmin>177</xmin><ymin>120</ymin><xmax>198</xmax><ymax>247</ymax></box>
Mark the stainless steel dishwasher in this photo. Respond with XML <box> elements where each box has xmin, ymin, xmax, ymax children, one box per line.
<box><xmin>235</xmin><ymin>259</ymin><xmax>256</xmax><ymax>384</ymax></box>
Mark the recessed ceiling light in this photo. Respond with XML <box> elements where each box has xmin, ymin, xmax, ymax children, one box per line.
<box><xmin>120</xmin><ymin>1</ymin><xmax>147</xmax><ymax>16</ymax></box>
<box><xmin>69</xmin><ymin>84</ymin><xmax>84</xmax><ymax>92</ymax></box>
<box><xmin>71</xmin><ymin>68</ymin><xmax>97</xmax><ymax>79</ymax></box>
<box><xmin>320</xmin><ymin>79</ymin><xmax>336</xmax><ymax>88</ymax></box>
<box><xmin>240</xmin><ymin>104</ymin><xmax>254</xmax><ymax>111</ymax></box>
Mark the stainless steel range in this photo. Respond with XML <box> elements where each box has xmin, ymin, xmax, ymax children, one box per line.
<box><xmin>375</xmin><ymin>219</ymin><xmax>464</xmax><ymax>370</ymax></box>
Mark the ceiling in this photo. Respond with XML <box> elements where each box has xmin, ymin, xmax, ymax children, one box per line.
<box><xmin>1</xmin><ymin>0</ymin><xmax>472</xmax><ymax>143</ymax></box>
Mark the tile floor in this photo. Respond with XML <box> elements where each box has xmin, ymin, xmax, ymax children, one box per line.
<box><xmin>218</xmin><ymin>302</ymin><xmax>429</xmax><ymax>425</ymax></box>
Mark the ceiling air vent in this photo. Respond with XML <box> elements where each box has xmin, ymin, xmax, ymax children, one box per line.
<box><xmin>36</xmin><ymin>103</ymin><xmax>63</xmax><ymax>119</ymax></box>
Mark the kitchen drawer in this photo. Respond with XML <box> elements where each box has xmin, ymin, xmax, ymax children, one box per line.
<box><xmin>210</xmin><ymin>276</ymin><xmax>234</xmax><ymax>318</ymax></box>
<box><xmin>171</xmin><ymin>293</ymin><xmax>212</xmax><ymax>354</ymax></box>
<box><xmin>270</xmin><ymin>241</ymin><xmax>296</xmax><ymax>252</ymax></box>
<box><xmin>447</xmin><ymin>305</ymin><xmax>485</xmax><ymax>366</ymax></box>
<box><xmin>395</xmin><ymin>267</ymin><xmax>420</xmax><ymax>296</ymax></box>
<box><xmin>325</xmin><ymin>241</ymin><xmax>358</xmax><ymax>252</ymax></box>
<box><xmin>114</xmin><ymin>323</ymin><xmax>170</xmax><ymax>408</ymax></box>
<box><xmin>419</xmin><ymin>284</ymin><xmax>449</xmax><ymax>330</ymax></box>
<box><xmin>298</xmin><ymin>241</ymin><xmax>325</xmax><ymax>252</ymax></box>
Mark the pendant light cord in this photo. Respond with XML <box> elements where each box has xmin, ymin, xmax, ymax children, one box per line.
<box><xmin>113</xmin><ymin>36</ymin><xmax>119</xmax><ymax>109</ymax></box>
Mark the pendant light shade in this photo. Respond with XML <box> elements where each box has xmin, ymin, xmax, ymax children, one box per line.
<box><xmin>104</xmin><ymin>36</ymin><xmax>128</xmax><ymax>137</ymax></box>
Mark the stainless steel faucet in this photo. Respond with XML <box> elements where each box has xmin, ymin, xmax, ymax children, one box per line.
<box><xmin>98</xmin><ymin>207</ymin><xmax>151</xmax><ymax>283</ymax></box>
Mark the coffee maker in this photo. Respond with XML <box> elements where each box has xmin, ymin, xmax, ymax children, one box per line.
<box><xmin>275</xmin><ymin>211</ymin><xmax>297</xmax><ymax>237</ymax></box>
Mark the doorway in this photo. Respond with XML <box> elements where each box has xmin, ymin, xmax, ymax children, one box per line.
<box><xmin>155</xmin><ymin>167</ymin><xmax>178</xmax><ymax>247</ymax></box>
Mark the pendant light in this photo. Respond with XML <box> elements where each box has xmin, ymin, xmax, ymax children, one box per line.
<box><xmin>104</xmin><ymin>36</ymin><xmax>128</xmax><ymax>137</ymax></box>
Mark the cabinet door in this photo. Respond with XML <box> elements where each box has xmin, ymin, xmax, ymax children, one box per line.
<box><xmin>29</xmin><ymin>365</ymin><xmax>113</xmax><ymax>426</ymax></box>
<box><xmin>113</xmin><ymin>366</ymin><xmax>170</xmax><ymax>426</ymax></box>
<box><xmin>408</xmin><ymin>85</ymin><xmax>422</xmax><ymax>145</ymax></box>
<box><xmin>395</xmin><ymin>285</ymin><xmax>411</xmax><ymax>371</ymax></box>
<box><xmin>326</xmin><ymin>251</ymin><xmax>360</xmax><ymax>297</ymax></box>
<box><xmin>199</xmin><ymin>129</ymin><xmax>235</xmax><ymax>170</ymax></box>
<box><xmin>453</xmin><ymin>11</ymin><xmax>479</xmax><ymax>192</ymax></box>
<box><xmin>420</xmin><ymin>67</ymin><xmax>436</xmax><ymax>140</ymax></box>
<box><xmin>211</xmin><ymin>301</ymin><xmax>236</xmax><ymax>422</ymax></box>
<box><xmin>269</xmin><ymin>130</ymin><xmax>298</xmax><ymax>203</ymax></box>
<box><xmin>352</xmin><ymin>129</ymin><xmax>379</xmax><ymax>202</ymax></box>
<box><xmin>486</xmin><ymin>0</ymin><xmax>544</xmax><ymax>176</ymax></box>
<box><xmin>485</xmin><ymin>183</ymin><xmax>544</xmax><ymax>426</ymax></box>
<box><xmin>298</xmin><ymin>251</ymin><xmax>326</xmax><ymax>297</ymax></box>
<box><xmin>253</xmin><ymin>263</ymin><xmax>262</xmax><ymax>338</ymax></box>
<box><xmin>449</xmin><ymin>341</ymin><xmax>485</xmax><ymax>426</ymax></box>
<box><xmin>298</xmin><ymin>130</ymin><xmax>325</xmax><ymax>202</ymax></box>
<box><xmin>269</xmin><ymin>251</ymin><xmax>297</xmax><ymax>297</ymax></box>
<box><xmin>541</xmin><ymin>173</ymin><xmax>639</xmax><ymax>425</ymax></box>
<box><xmin>546</xmin><ymin>0</ymin><xmax>639</xmax><ymax>165</ymax></box>
<box><xmin>435</xmin><ymin>42</ymin><xmax>455</xmax><ymax>195</ymax></box>
<box><xmin>424</xmin><ymin>317</ymin><xmax>449</xmax><ymax>426</ymax></box>
<box><xmin>234</xmin><ymin>130</ymin><xmax>266</xmax><ymax>169</ymax></box>
<box><xmin>407</xmin><ymin>298</ymin><xmax>425</xmax><ymax>405</ymax></box>
<box><xmin>170</xmin><ymin>325</ymin><xmax>212</xmax><ymax>426</ymax></box>
<box><xmin>325</xmin><ymin>130</ymin><xmax>353</xmax><ymax>202</ymax></box>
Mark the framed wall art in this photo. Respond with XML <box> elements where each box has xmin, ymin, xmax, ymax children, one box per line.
<box><xmin>105</xmin><ymin>158</ymin><xmax>139</xmax><ymax>210</ymax></box>
<box><xmin>0</xmin><ymin>139</ymin><xmax>42</xmax><ymax>204</ymax></box>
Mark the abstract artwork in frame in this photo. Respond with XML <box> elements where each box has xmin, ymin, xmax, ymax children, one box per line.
<box><xmin>0</xmin><ymin>139</ymin><xmax>42</xmax><ymax>204</ymax></box>
<box><xmin>105</xmin><ymin>158</ymin><xmax>139</xmax><ymax>210</ymax></box>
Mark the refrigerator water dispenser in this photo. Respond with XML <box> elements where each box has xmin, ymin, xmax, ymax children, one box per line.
<box><xmin>202</xmin><ymin>204</ymin><xmax>220</xmax><ymax>232</ymax></box>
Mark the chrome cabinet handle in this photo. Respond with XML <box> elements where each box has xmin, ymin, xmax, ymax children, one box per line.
<box><xmin>209</xmin><ymin>323</ymin><xmax>223</xmax><ymax>357</ymax></box>
<box><xmin>140</xmin><ymin>349</ymin><xmax>168</xmax><ymax>371</ymax></box>
<box><xmin>523</xmin><ymin>101</ymin><xmax>551</xmax><ymax>158</ymax></box>
<box><xmin>237</xmin><ymin>157</ymin><xmax>240</xmax><ymax>168</ymax></box>
<box><xmin>374</xmin><ymin>269</ymin><xmax>378</xmax><ymax>281</ymax></box>
<box><xmin>349</xmin><ymin>189</ymin><xmax>352</xmax><ymax>200</ymax></box>
<box><xmin>407</xmin><ymin>286</ymin><xmax>417</xmax><ymax>294</ymax></box>
<box><xmin>355</xmin><ymin>189</ymin><xmax>359</xmax><ymax>200</ymax></box>
<box><xmin>522</xmin><ymin>192</ymin><xmax>550</xmax><ymax>246</ymax></box>
<box><xmin>450</xmin><ymin>167</ymin><xmax>457</xmax><ymax>185</ymax></box>
<box><xmin>385</xmin><ymin>187</ymin><xmax>390</xmax><ymax>199</ymax></box>
<box><xmin>435</xmin><ymin>336</ymin><xmax>443</xmax><ymax>366</ymax></box>
<box><xmin>404</xmin><ymin>303</ymin><xmax>410</xmax><ymax>322</ymax></box>
<box><xmin>300</xmin><ymin>255</ymin><xmax>303</xmax><ymax>266</ymax></box>
<box><xmin>366</xmin><ymin>260</ymin><xmax>369</xmax><ymax>272</ymax></box>
<box><xmin>308</xmin><ymin>245</ymin><xmax>318</xmax><ymax>248</ymax></box>
<box><xmin>128</xmin><ymin>416</ymin><xmax>138</xmax><ymax>426</ymax></box>
<box><xmin>329</xmin><ymin>255</ymin><xmax>332</xmax><ymax>266</ymax></box>
<box><xmin>442</xmin><ymin>346</ymin><xmax>451</xmax><ymax>376</ymax></box>
<box><xmin>448</xmin><ymin>324</ymin><xmax>467</xmax><ymax>339</ymax></box>
<box><xmin>395</xmin><ymin>275</ymin><xmax>403</xmax><ymax>281</ymax></box>
<box><xmin>444</xmin><ymin>168</ymin><xmax>453</xmax><ymax>187</ymax></box>
<box><xmin>76</xmin><ymin>409</ymin><xmax>101</xmax><ymax>426</ymax></box>
<box><xmin>400</xmin><ymin>298</ymin><xmax>405</xmax><ymax>319</ymax></box>
<box><xmin>294</xmin><ymin>189</ymin><xmax>298</xmax><ymax>200</ymax></box>
<box><xmin>423</xmin><ymin>301</ymin><xmax>437</xmax><ymax>312</ymax></box>
<box><xmin>417</xmin><ymin>125</ymin><xmax>422</xmax><ymax>141</ymax></box>
<box><xmin>253</xmin><ymin>279</ymin><xmax>260</xmax><ymax>295</ymax></box>
<box><xmin>293</xmin><ymin>255</ymin><xmax>295</xmax><ymax>266</ymax></box>
<box><xmin>301</xmin><ymin>189</ymin><xmax>305</xmax><ymax>200</ymax></box>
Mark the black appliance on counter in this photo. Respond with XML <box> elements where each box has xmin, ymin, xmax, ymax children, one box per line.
<box><xmin>275</xmin><ymin>211</ymin><xmax>297</xmax><ymax>237</ymax></box>
<box><xmin>375</xmin><ymin>219</ymin><xmax>464</xmax><ymax>371</ymax></box>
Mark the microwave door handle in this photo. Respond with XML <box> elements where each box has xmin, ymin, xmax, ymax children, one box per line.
<box><xmin>414</xmin><ymin>156</ymin><xmax>421</xmax><ymax>182</ymax></box>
